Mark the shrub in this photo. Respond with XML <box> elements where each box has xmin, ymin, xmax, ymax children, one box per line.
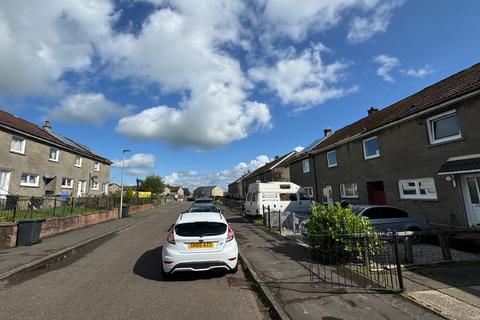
<box><xmin>307</xmin><ymin>202</ymin><xmax>383</xmax><ymax>263</ymax></box>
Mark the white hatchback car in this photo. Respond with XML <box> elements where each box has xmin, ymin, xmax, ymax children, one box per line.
<box><xmin>162</xmin><ymin>212</ymin><xmax>238</xmax><ymax>275</ymax></box>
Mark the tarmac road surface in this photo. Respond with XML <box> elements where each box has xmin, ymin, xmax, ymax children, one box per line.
<box><xmin>0</xmin><ymin>202</ymin><xmax>267</xmax><ymax>320</ymax></box>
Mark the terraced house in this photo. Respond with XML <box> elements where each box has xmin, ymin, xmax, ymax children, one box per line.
<box><xmin>0</xmin><ymin>110</ymin><xmax>112</xmax><ymax>197</ymax></box>
<box><xmin>289</xmin><ymin>63</ymin><xmax>480</xmax><ymax>229</ymax></box>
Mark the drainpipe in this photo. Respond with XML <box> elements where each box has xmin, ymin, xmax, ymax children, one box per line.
<box><xmin>312</xmin><ymin>156</ymin><xmax>319</xmax><ymax>202</ymax></box>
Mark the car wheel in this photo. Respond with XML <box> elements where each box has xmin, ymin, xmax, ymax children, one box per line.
<box><xmin>407</xmin><ymin>228</ymin><xmax>421</xmax><ymax>244</ymax></box>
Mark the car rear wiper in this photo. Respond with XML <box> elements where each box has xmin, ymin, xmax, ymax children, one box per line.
<box><xmin>199</xmin><ymin>233</ymin><xmax>221</xmax><ymax>237</ymax></box>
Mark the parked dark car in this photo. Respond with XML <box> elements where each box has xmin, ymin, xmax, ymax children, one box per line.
<box><xmin>299</xmin><ymin>204</ymin><xmax>429</xmax><ymax>243</ymax></box>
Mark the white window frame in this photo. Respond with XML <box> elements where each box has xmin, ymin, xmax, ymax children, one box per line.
<box><xmin>20</xmin><ymin>173</ymin><xmax>39</xmax><ymax>187</ymax></box>
<box><xmin>426</xmin><ymin>109</ymin><xmax>462</xmax><ymax>145</ymax></box>
<box><xmin>91</xmin><ymin>181</ymin><xmax>99</xmax><ymax>190</ymax></box>
<box><xmin>0</xmin><ymin>171</ymin><xmax>11</xmax><ymax>195</ymax></box>
<box><xmin>61</xmin><ymin>178</ymin><xmax>74</xmax><ymax>189</ymax></box>
<box><xmin>327</xmin><ymin>150</ymin><xmax>337</xmax><ymax>168</ymax></box>
<box><xmin>74</xmin><ymin>155</ymin><xmax>82</xmax><ymax>167</ymax></box>
<box><xmin>94</xmin><ymin>161</ymin><xmax>100</xmax><ymax>172</ymax></box>
<box><xmin>10</xmin><ymin>136</ymin><xmax>26</xmax><ymax>154</ymax></box>
<box><xmin>304</xmin><ymin>186</ymin><xmax>314</xmax><ymax>197</ymax></box>
<box><xmin>49</xmin><ymin>148</ymin><xmax>59</xmax><ymax>162</ymax></box>
<box><xmin>363</xmin><ymin>136</ymin><xmax>380</xmax><ymax>160</ymax></box>
<box><xmin>340</xmin><ymin>183</ymin><xmax>358</xmax><ymax>199</ymax></box>
<box><xmin>398</xmin><ymin>177</ymin><xmax>438</xmax><ymax>200</ymax></box>
<box><xmin>302</xmin><ymin>159</ymin><xmax>310</xmax><ymax>173</ymax></box>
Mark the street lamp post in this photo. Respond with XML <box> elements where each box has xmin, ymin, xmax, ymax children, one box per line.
<box><xmin>119</xmin><ymin>149</ymin><xmax>131</xmax><ymax>218</ymax></box>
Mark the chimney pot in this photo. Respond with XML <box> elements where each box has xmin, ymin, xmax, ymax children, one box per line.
<box><xmin>43</xmin><ymin>120</ymin><xmax>52</xmax><ymax>131</ymax></box>
<box><xmin>368</xmin><ymin>107</ymin><xmax>379</xmax><ymax>116</ymax></box>
<box><xmin>324</xmin><ymin>128</ymin><xmax>332</xmax><ymax>137</ymax></box>
<box><xmin>275</xmin><ymin>155</ymin><xmax>279</xmax><ymax>159</ymax></box>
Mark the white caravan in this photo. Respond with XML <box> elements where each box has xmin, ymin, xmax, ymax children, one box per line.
<box><xmin>245</xmin><ymin>182</ymin><xmax>312</xmax><ymax>216</ymax></box>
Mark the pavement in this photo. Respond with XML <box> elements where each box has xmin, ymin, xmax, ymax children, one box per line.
<box><xmin>0</xmin><ymin>202</ymin><xmax>267</xmax><ymax>320</ymax></box>
<box><xmin>223</xmin><ymin>206</ymin><xmax>444</xmax><ymax>320</ymax></box>
<box><xmin>403</xmin><ymin>263</ymin><xmax>480</xmax><ymax>320</ymax></box>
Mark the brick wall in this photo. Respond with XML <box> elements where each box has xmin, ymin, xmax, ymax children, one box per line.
<box><xmin>0</xmin><ymin>224</ymin><xmax>17</xmax><ymax>249</ymax></box>
<box><xmin>0</xmin><ymin>203</ymin><xmax>156</xmax><ymax>248</ymax></box>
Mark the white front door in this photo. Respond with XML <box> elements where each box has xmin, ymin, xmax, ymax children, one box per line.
<box><xmin>77</xmin><ymin>180</ymin><xmax>86</xmax><ymax>197</ymax></box>
<box><xmin>462</xmin><ymin>175</ymin><xmax>480</xmax><ymax>227</ymax></box>
<box><xmin>0</xmin><ymin>171</ymin><xmax>11</xmax><ymax>195</ymax></box>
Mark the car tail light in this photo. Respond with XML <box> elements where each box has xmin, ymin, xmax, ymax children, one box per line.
<box><xmin>167</xmin><ymin>228</ymin><xmax>175</xmax><ymax>244</ymax></box>
<box><xmin>226</xmin><ymin>225</ymin><xmax>235</xmax><ymax>242</ymax></box>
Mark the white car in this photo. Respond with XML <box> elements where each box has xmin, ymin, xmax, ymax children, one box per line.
<box><xmin>162</xmin><ymin>212</ymin><xmax>238</xmax><ymax>275</ymax></box>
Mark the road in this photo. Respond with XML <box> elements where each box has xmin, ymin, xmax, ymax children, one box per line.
<box><xmin>0</xmin><ymin>202</ymin><xmax>267</xmax><ymax>320</ymax></box>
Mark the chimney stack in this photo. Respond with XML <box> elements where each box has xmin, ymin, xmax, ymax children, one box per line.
<box><xmin>324</xmin><ymin>127</ymin><xmax>332</xmax><ymax>137</ymax></box>
<box><xmin>43</xmin><ymin>120</ymin><xmax>52</xmax><ymax>131</ymax></box>
<box><xmin>274</xmin><ymin>155</ymin><xmax>279</xmax><ymax>159</ymax></box>
<box><xmin>368</xmin><ymin>107</ymin><xmax>379</xmax><ymax>116</ymax></box>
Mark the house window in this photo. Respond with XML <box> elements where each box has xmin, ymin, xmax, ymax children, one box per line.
<box><xmin>75</xmin><ymin>155</ymin><xmax>82</xmax><ymax>167</ymax></box>
<box><xmin>363</xmin><ymin>136</ymin><xmax>380</xmax><ymax>160</ymax></box>
<box><xmin>327</xmin><ymin>150</ymin><xmax>337</xmax><ymax>167</ymax></box>
<box><xmin>20</xmin><ymin>173</ymin><xmax>39</xmax><ymax>187</ymax></box>
<box><xmin>11</xmin><ymin>136</ymin><xmax>26</xmax><ymax>154</ymax></box>
<box><xmin>303</xmin><ymin>187</ymin><xmax>314</xmax><ymax>197</ymax></box>
<box><xmin>322</xmin><ymin>185</ymin><xmax>333</xmax><ymax>204</ymax></box>
<box><xmin>0</xmin><ymin>171</ymin><xmax>11</xmax><ymax>195</ymax></box>
<box><xmin>61</xmin><ymin>178</ymin><xmax>74</xmax><ymax>189</ymax></box>
<box><xmin>49</xmin><ymin>148</ymin><xmax>59</xmax><ymax>162</ymax></box>
<box><xmin>427</xmin><ymin>110</ymin><xmax>461</xmax><ymax>144</ymax></box>
<box><xmin>94</xmin><ymin>161</ymin><xmax>100</xmax><ymax>172</ymax></box>
<box><xmin>302</xmin><ymin>159</ymin><xmax>310</xmax><ymax>173</ymax></box>
<box><xmin>91</xmin><ymin>181</ymin><xmax>99</xmax><ymax>190</ymax></box>
<box><xmin>398</xmin><ymin>178</ymin><xmax>437</xmax><ymax>200</ymax></box>
<box><xmin>340</xmin><ymin>183</ymin><xmax>358</xmax><ymax>198</ymax></box>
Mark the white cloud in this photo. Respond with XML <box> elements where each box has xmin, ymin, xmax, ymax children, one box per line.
<box><xmin>108</xmin><ymin>3</ymin><xmax>271</xmax><ymax>149</ymax></box>
<box><xmin>50</xmin><ymin>93</ymin><xmax>131</xmax><ymax>125</ymax></box>
<box><xmin>249</xmin><ymin>43</ymin><xmax>357</xmax><ymax>111</ymax></box>
<box><xmin>164</xmin><ymin>154</ymin><xmax>271</xmax><ymax>189</ymax></box>
<box><xmin>0</xmin><ymin>0</ymin><xmax>114</xmax><ymax>96</ymax></box>
<box><xmin>260</xmin><ymin>0</ymin><xmax>403</xmax><ymax>43</ymax></box>
<box><xmin>112</xmin><ymin>153</ymin><xmax>156</xmax><ymax>177</ymax></box>
<box><xmin>347</xmin><ymin>0</ymin><xmax>405</xmax><ymax>43</ymax></box>
<box><xmin>405</xmin><ymin>65</ymin><xmax>435</xmax><ymax>78</ymax></box>
<box><xmin>374</xmin><ymin>54</ymin><xmax>400</xmax><ymax>82</ymax></box>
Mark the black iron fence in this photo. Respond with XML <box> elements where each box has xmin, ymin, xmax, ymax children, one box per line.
<box><xmin>0</xmin><ymin>195</ymin><xmax>156</xmax><ymax>222</ymax></box>
<box><xmin>307</xmin><ymin>232</ymin><xmax>403</xmax><ymax>292</ymax></box>
<box><xmin>221</xmin><ymin>198</ymin><xmax>244</xmax><ymax>212</ymax></box>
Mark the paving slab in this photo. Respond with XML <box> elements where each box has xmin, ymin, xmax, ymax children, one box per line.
<box><xmin>224</xmin><ymin>208</ymin><xmax>442</xmax><ymax>320</ymax></box>
<box><xmin>0</xmin><ymin>206</ymin><xmax>169</xmax><ymax>279</ymax></box>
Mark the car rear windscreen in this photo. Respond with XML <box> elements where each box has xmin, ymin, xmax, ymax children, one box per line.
<box><xmin>190</xmin><ymin>205</ymin><xmax>218</xmax><ymax>212</ymax></box>
<box><xmin>195</xmin><ymin>199</ymin><xmax>212</xmax><ymax>203</ymax></box>
<box><xmin>175</xmin><ymin>222</ymin><xmax>227</xmax><ymax>237</ymax></box>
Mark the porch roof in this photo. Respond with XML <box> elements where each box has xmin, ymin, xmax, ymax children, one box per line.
<box><xmin>438</xmin><ymin>155</ymin><xmax>480</xmax><ymax>175</ymax></box>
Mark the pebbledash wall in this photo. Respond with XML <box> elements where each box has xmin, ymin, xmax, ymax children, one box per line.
<box><xmin>0</xmin><ymin>203</ymin><xmax>155</xmax><ymax>249</ymax></box>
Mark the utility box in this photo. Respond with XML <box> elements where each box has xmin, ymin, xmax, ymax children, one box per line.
<box><xmin>16</xmin><ymin>219</ymin><xmax>45</xmax><ymax>246</ymax></box>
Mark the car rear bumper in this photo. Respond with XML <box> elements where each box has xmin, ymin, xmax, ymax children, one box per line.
<box><xmin>162</xmin><ymin>242</ymin><xmax>238</xmax><ymax>273</ymax></box>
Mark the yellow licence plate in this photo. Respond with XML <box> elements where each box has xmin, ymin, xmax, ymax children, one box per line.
<box><xmin>188</xmin><ymin>242</ymin><xmax>214</xmax><ymax>249</ymax></box>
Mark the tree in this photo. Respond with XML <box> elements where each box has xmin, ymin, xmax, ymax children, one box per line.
<box><xmin>140</xmin><ymin>175</ymin><xmax>165</xmax><ymax>194</ymax></box>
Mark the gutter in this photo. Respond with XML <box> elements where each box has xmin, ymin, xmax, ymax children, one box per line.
<box><xmin>310</xmin><ymin>88</ymin><xmax>480</xmax><ymax>155</ymax></box>
<box><xmin>0</xmin><ymin>124</ymin><xmax>112</xmax><ymax>164</ymax></box>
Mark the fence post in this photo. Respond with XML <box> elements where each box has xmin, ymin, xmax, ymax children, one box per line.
<box><xmin>84</xmin><ymin>196</ymin><xmax>88</xmax><ymax>213</ymax></box>
<box><xmin>268</xmin><ymin>205</ymin><xmax>271</xmax><ymax>231</ymax></box>
<box><xmin>292</xmin><ymin>212</ymin><xmax>296</xmax><ymax>236</ymax></box>
<box><xmin>393</xmin><ymin>231</ymin><xmax>404</xmax><ymax>291</ymax></box>
<box><xmin>278</xmin><ymin>210</ymin><xmax>281</xmax><ymax>235</ymax></box>
<box><xmin>403</xmin><ymin>235</ymin><xmax>414</xmax><ymax>264</ymax></box>
<box><xmin>53</xmin><ymin>197</ymin><xmax>57</xmax><ymax>216</ymax></box>
<box><xmin>262</xmin><ymin>205</ymin><xmax>266</xmax><ymax>226</ymax></box>
<box><xmin>12</xmin><ymin>203</ymin><xmax>17</xmax><ymax>222</ymax></box>
<box><xmin>438</xmin><ymin>232</ymin><xmax>452</xmax><ymax>261</ymax></box>
<box><xmin>70</xmin><ymin>198</ymin><xmax>74</xmax><ymax>215</ymax></box>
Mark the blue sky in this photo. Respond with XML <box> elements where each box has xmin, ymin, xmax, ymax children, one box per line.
<box><xmin>1</xmin><ymin>0</ymin><xmax>479</xmax><ymax>190</ymax></box>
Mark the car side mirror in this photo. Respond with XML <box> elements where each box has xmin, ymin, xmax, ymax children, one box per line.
<box><xmin>168</xmin><ymin>223</ymin><xmax>174</xmax><ymax>231</ymax></box>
